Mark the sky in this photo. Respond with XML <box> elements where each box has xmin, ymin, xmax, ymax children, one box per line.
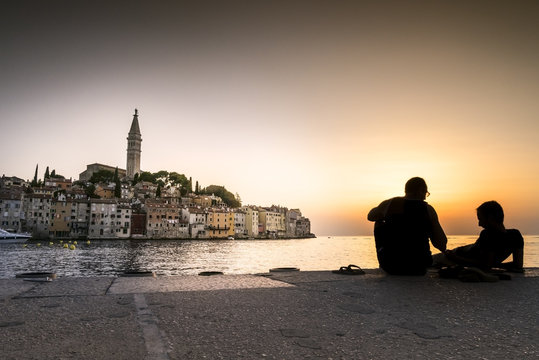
<box><xmin>1</xmin><ymin>0</ymin><xmax>539</xmax><ymax>236</ymax></box>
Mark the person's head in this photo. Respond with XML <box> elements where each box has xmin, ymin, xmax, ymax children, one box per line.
<box><xmin>404</xmin><ymin>177</ymin><xmax>429</xmax><ymax>200</ymax></box>
<box><xmin>476</xmin><ymin>201</ymin><xmax>504</xmax><ymax>229</ymax></box>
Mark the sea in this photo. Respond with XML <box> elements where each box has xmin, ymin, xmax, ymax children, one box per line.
<box><xmin>1</xmin><ymin>235</ymin><xmax>538</xmax><ymax>278</ymax></box>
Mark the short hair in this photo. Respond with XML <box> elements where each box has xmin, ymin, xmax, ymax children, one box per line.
<box><xmin>477</xmin><ymin>201</ymin><xmax>504</xmax><ymax>224</ymax></box>
<box><xmin>405</xmin><ymin>177</ymin><xmax>427</xmax><ymax>195</ymax></box>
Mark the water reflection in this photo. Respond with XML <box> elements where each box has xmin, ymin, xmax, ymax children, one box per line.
<box><xmin>1</xmin><ymin>236</ymin><xmax>537</xmax><ymax>278</ymax></box>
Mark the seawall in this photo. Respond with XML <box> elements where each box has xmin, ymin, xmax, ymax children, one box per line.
<box><xmin>1</xmin><ymin>269</ymin><xmax>538</xmax><ymax>359</ymax></box>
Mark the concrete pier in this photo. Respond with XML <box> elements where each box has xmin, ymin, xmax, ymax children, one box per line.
<box><xmin>1</xmin><ymin>269</ymin><xmax>538</xmax><ymax>359</ymax></box>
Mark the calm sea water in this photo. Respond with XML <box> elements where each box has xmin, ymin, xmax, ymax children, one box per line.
<box><xmin>1</xmin><ymin>235</ymin><xmax>537</xmax><ymax>278</ymax></box>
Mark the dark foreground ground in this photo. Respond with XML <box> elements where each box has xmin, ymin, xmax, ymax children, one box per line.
<box><xmin>1</xmin><ymin>268</ymin><xmax>538</xmax><ymax>360</ymax></box>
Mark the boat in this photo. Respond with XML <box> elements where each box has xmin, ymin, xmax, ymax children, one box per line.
<box><xmin>0</xmin><ymin>228</ymin><xmax>31</xmax><ymax>243</ymax></box>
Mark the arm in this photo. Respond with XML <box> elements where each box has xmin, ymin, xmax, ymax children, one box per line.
<box><xmin>499</xmin><ymin>248</ymin><xmax>524</xmax><ymax>272</ymax></box>
<box><xmin>367</xmin><ymin>199</ymin><xmax>391</xmax><ymax>222</ymax></box>
<box><xmin>427</xmin><ymin>205</ymin><xmax>447</xmax><ymax>252</ymax></box>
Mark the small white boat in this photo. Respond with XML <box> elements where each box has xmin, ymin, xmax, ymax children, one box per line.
<box><xmin>0</xmin><ymin>228</ymin><xmax>31</xmax><ymax>243</ymax></box>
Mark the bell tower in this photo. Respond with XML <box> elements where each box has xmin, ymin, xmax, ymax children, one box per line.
<box><xmin>126</xmin><ymin>109</ymin><xmax>142</xmax><ymax>179</ymax></box>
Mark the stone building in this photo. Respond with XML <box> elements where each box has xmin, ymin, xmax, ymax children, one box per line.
<box><xmin>0</xmin><ymin>188</ymin><xmax>24</xmax><ymax>233</ymax></box>
<box><xmin>146</xmin><ymin>199</ymin><xmax>188</xmax><ymax>239</ymax></box>
<box><xmin>79</xmin><ymin>163</ymin><xmax>126</xmax><ymax>182</ymax></box>
<box><xmin>70</xmin><ymin>200</ymin><xmax>90</xmax><ymax>238</ymax></box>
<box><xmin>22</xmin><ymin>193</ymin><xmax>52</xmax><ymax>237</ymax></box>
<box><xmin>88</xmin><ymin>199</ymin><xmax>117</xmax><ymax>238</ymax></box>
<box><xmin>207</xmin><ymin>209</ymin><xmax>234</xmax><ymax>239</ymax></box>
<box><xmin>50</xmin><ymin>199</ymin><xmax>72</xmax><ymax>238</ymax></box>
<box><xmin>242</xmin><ymin>206</ymin><xmax>259</xmax><ymax>238</ymax></box>
<box><xmin>234</xmin><ymin>210</ymin><xmax>246</xmax><ymax>238</ymax></box>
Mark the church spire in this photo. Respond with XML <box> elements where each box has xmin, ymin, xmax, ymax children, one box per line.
<box><xmin>129</xmin><ymin>108</ymin><xmax>141</xmax><ymax>136</ymax></box>
<box><xmin>126</xmin><ymin>108</ymin><xmax>142</xmax><ymax>179</ymax></box>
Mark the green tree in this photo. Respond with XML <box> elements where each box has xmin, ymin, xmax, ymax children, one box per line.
<box><xmin>113</xmin><ymin>167</ymin><xmax>119</xmax><ymax>182</ymax></box>
<box><xmin>89</xmin><ymin>170</ymin><xmax>115</xmax><ymax>184</ymax></box>
<box><xmin>138</xmin><ymin>171</ymin><xmax>157</xmax><ymax>183</ymax></box>
<box><xmin>85</xmin><ymin>183</ymin><xmax>98</xmax><ymax>198</ymax></box>
<box><xmin>114</xmin><ymin>179</ymin><xmax>121</xmax><ymax>198</ymax></box>
<box><xmin>51</xmin><ymin>169</ymin><xmax>56</xmax><ymax>177</ymax></box>
<box><xmin>44</xmin><ymin>166</ymin><xmax>50</xmax><ymax>180</ymax></box>
<box><xmin>195</xmin><ymin>180</ymin><xmax>199</xmax><ymax>194</ymax></box>
<box><xmin>155</xmin><ymin>170</ymin><xmax>169</xmax><ymax>181</ymax></box>
<box><xmin>31</xmin><ymin>164</ymin><xmax>39</xmax><ymax>187</ymax></box>
<box><xmin>156</xmin><ymin>183</ymin><xmax>161</xmax><ymax>198</ymax></box>
<box><xmin>169</xmin><ymin>172</ymin><xmax>188</xmax><ymax>188</ymax></box>
<box><xmin>235</xmin><ymin>193</ymin><xmax>242</xmax><ymax>206</ymax></box>
<box><xmin>201</xmin><ymin>185</ymin><xmax>241</xmax><ymax>208</ymax></box>
<box><xmin>132</xmin><ymin>173</ymin><xmax>139</xmax><ymax>186</ymax></box>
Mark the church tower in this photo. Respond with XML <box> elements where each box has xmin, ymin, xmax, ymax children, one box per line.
<box><xmin>126</xmin><ymin>109</ymin><xmax>142</xmax><ymax>179</ymax></box>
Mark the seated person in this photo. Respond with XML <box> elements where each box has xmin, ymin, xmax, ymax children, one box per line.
<box><xmin>368</xmin><ymin>177</ymin><xmax>447</xmax><ymax>275</ymax></box>
<box><xmin>435</xmin><ymin>201</ymin><xmax>524</xmax><ymax>272</ymax></box>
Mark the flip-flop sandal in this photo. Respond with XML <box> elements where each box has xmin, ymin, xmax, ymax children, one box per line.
<box><xmin>332</xmin><ymin>266</ymin><xmax>349</xmax><ymax>274</ymax></box>
<box><xmin>332</xmin><ymin>264</ymin><xmax>365</xmax><ymax>275</ymax></box>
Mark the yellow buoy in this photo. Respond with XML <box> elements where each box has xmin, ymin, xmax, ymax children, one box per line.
<box><xmin>63</xmin><ymin>244</ymin><xmax>68</xmax><ymax>248</ymax></box>
<box><xmin>36</xmin><ymin>243</ymin><xmax>41</xmax><ymax>247</ymax></box>
<box><xmin>60</xmin><ymin>240</ymin><xmax>63</xmax><ymax>243</ymax></box>
<box><xmin>86</xmin><ymin>240</ymin><xmax>91</xmax><ymax>245</ymax></box>
<box><xmin>73</xmin><ymin>241</ymin><xmax>77</xmax><ymax>245</ymax></box>
<box><xmin>69</xmin><ymin>244</ymin><xmax>76</xmax><ymax>250</ymax></box>
<box><xmin>22</xmin><ymin>244</ymin><xmax>28</xmax><ymax>248</ymax></box>
<box><xmin>49</xmin><ymin>242</ymin><xmax>54</xmax><ymax>246</ymax></box>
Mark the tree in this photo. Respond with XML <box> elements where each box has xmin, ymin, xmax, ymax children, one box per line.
<box><xmin>44</xmin><ymin>166</ymin><xmax>50</xmax><ymax>180</ymax></box>
<box><xmin>138</xmin><ymin>171</ymin><xmax>157</xmax><ymax>183</ymax></box>
<box><xmin>132</xmin><ymin>173</ymin><xmax>139</xmax><ymax>186</ymax></box>
<box><xmin>31</xmin><ymin>164</ymin><xmax>39</xmax><ymax>187</ymax></box>
<box><xmin>235</xmin><ymin>192</ymin><xmax>242</xmax><ymax>206</ymax></box>
<box><xmin>85</xmin><ymin>183</ymin><xmax>98</xmax><ymax>198</ymax></box>
<box><xmin>169</xmin><ymin>172</ymin><xmax>188</xmax><ymax>188</ymax></box>
<box><xmin>114</xmin><ymin>179</ymin><xmax>121</xmax><ymax>198</ymax></box>
<box><xmin>156</xmin><ymin>183</ymin><xmax>161</xmax><ymax>198</ymax></box>
<box><xmin>195</xmin><ymin>181</ymin><xmax>199</xmax><ymax>194</ymax></box>
<box><xmin>200</xmin><ymin>185</ymin><xmax>241</xmax><ymax>208</ymax></box>
<box><xmin>89</xmin><ymin>170</ymin><xmax>114</xmax><ymax>184</ymax></box>
<box><xmin>50</xmin><ymin>169</ymin><xmax>56</xmax><ymax>177</ymax></box>
<box><xmin>113</xmin><ymin>167</ymin><xmax>119</xmax><ymax>182</ymax></box>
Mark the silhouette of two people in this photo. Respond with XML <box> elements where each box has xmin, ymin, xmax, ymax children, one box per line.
<box><xmin>368</xmin><ymin>177</ymin><xmax>524</xmax><ymax>275</ymax></box>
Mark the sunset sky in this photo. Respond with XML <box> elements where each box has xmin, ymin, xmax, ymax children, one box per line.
<box><xmin>2</xmin><ymin>1</ymin><xmax>538</xmax><ymax>236</ymax></box>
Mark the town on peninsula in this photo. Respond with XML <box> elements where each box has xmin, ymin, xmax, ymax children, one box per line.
<box><xmin>0</xmin><ymin>110</ymin><xmax>313</xmax><ymax>240</ymax></box>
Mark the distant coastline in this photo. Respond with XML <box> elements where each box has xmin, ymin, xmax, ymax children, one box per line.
<box><xmin>0</xmin><ymin>111</ymin><xmax>314</xmax><ymax>241</ymax></box>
